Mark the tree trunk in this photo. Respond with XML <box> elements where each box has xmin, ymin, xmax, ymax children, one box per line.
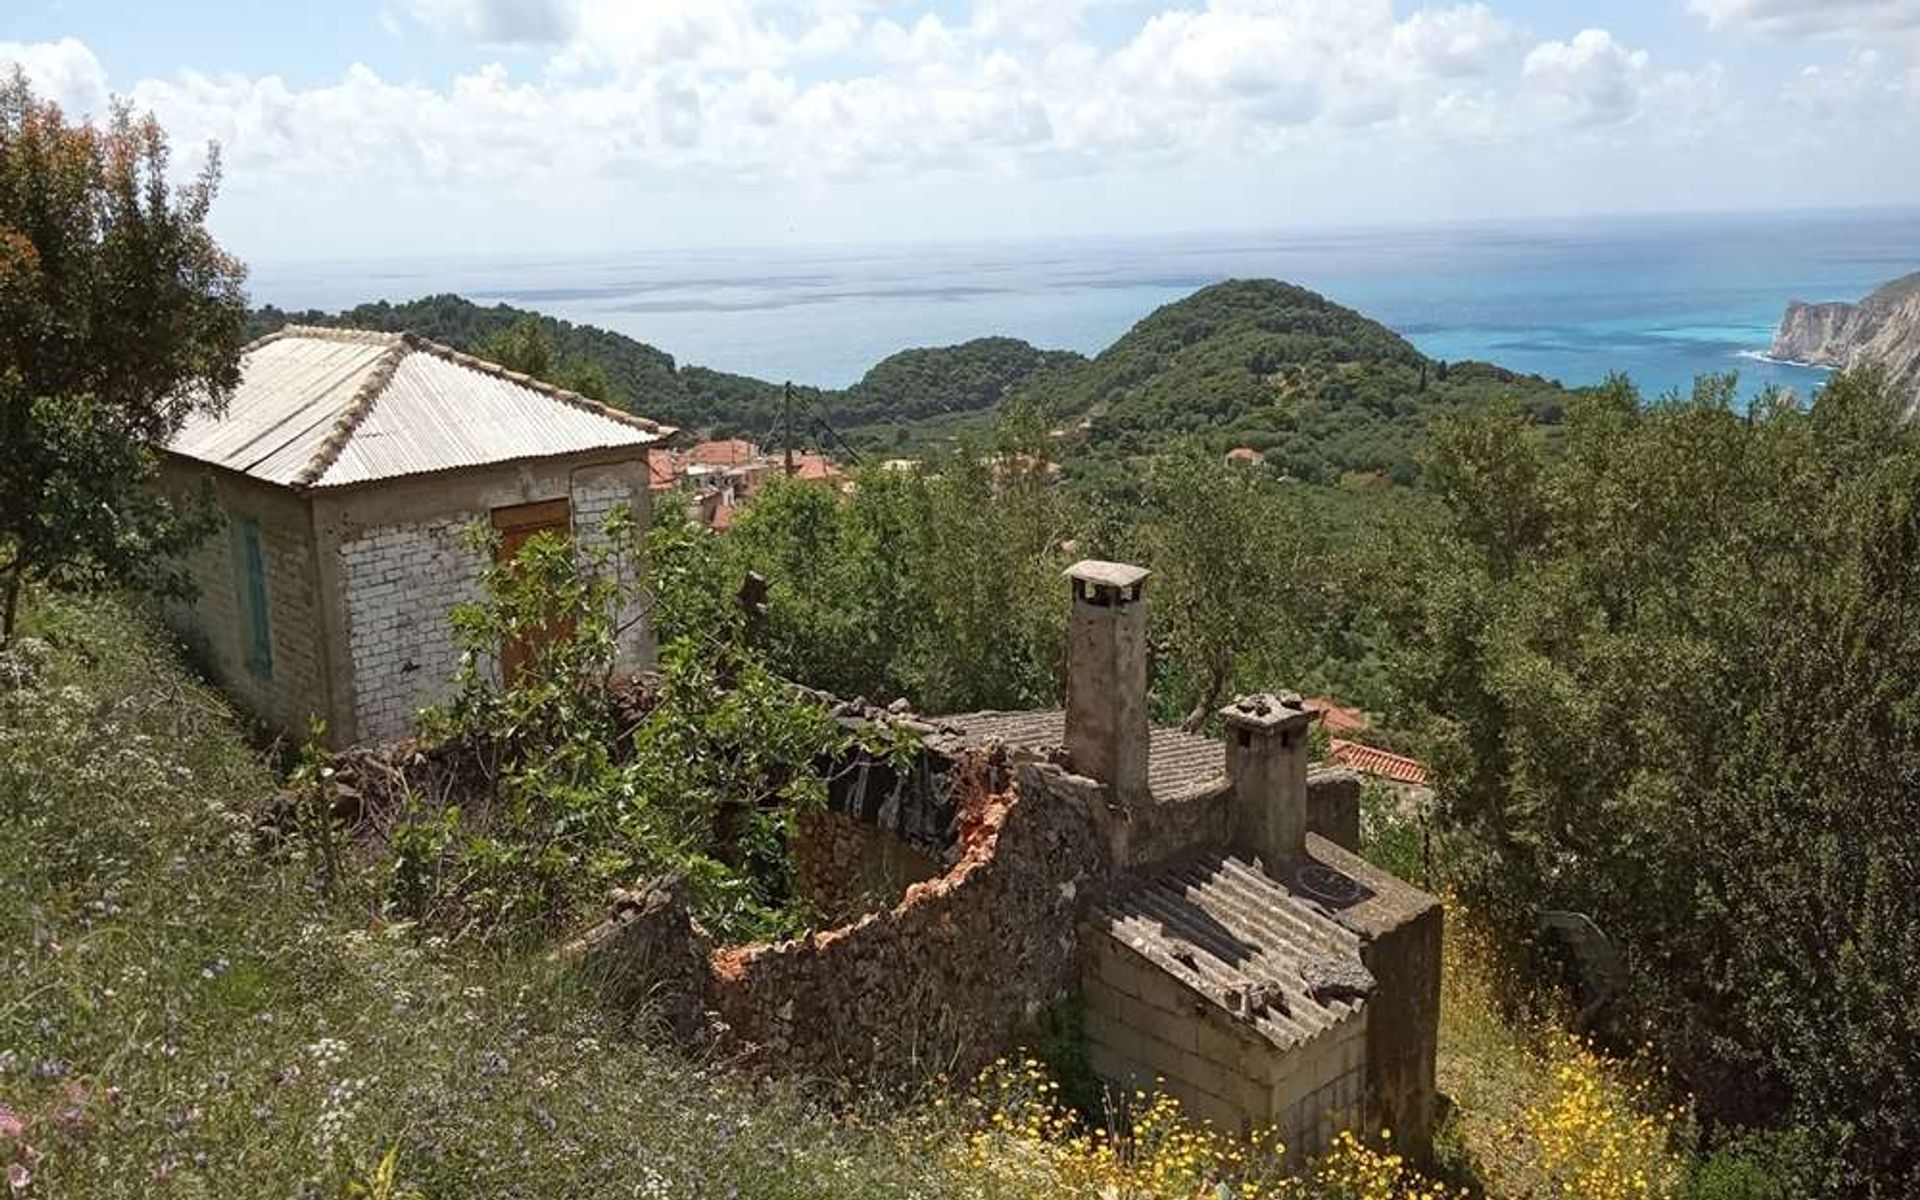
<box><xmin>1</xmin><ymin>571</ymin><xmax>20</xmax><ymax>648</ymax></box>
<box><xmin>1180</xmin><ymin>659</ymin><xmax>1230</xmax><ymax>733</ymax></box>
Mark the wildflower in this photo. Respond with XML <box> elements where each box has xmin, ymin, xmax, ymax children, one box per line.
<box><xmin>0</xmin><ymin>1107</ymin><xmax>20</xmax><ymax>1141</ymax></box>
<box><xmin>7</xmin><ymin>1162</ymin><xmax>28</xmax><ymax>1195</ymax></box>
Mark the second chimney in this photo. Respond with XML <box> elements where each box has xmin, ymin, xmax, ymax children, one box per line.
<box><xmin>1064</xmin><ymin>560</ymin><xmax>1150</xmax><ymax>805</ymax></box>
<box><xmin>1221</xmin><ymin>692</ymin><xmax>1316</xmax><ymax>871</ymax></box>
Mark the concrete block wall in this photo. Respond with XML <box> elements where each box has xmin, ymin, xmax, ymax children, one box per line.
<box><xmin>330</xmin><ymin>458</ymin><xmax>655</xmax><ymax>746</ymax></box>
<box><xmin>157</xmin><ymin>463</ymin><xmax>329</xmax><ymax>736</ymax></box>
<box><xmin>570</xmin><ymin>468</ymin><xmax>649</xmax><ymax>672</ymax></box>
<box><xmin>1082</xmin><ymin>929</ymin><xmax>1368</xmax><ymax>1157</ymax></box>
<box><xmin>338</xmin><ymin>512</ymin><xmax>480</xmax><ymax>745</ymax></box>
<box><xmin>1082</xmin><ymin>930</ymin><xmax>1281</xmax><ymax>1131</ymax></box>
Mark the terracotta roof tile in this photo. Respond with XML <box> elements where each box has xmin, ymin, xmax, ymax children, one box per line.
<box><xmin>1327</xmin><ymin>739</ymin><xmax>1429</xmax><ymax>787</ymax></box>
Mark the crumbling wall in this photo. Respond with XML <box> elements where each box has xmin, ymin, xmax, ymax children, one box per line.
<box><xmin>704</xmin><ymin>756</ymin><xmax>1106</xmax><ymax>1081</ymax></box>
<box><xmin>793</xmin><ymin>810</ymin><xmax>943</xmax><ymax>927</ymax></box>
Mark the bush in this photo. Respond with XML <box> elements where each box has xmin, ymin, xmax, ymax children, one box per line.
<box><xmin>383</xmin><ymin>504</ymin><xmax>906</xmax><ymax>945</ymax></box>
<box><xmin>1401</xmin><ymin>370</ymin><xmax>1920</xmax><ymax>1190</ymax></box>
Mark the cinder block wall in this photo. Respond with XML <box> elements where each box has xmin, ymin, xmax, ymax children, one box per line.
<box><xmin>336</xmin><ymin>512</ymin><xmax>477</xmax><ymax>743</ymax></box>
<box><xmin>1081</xmin><ymin>929</ymin><xmax>1368</xmax><ymax>1156</ymax></box>
<box><xmin>315</xmin><ymin>454</ymin><xmax>653</xmax><ymax>745</ymax></box>
<box><xmin>157</xmin><ymin>461</ymin><xmax>329</xmax><ymax>735</ymax></box>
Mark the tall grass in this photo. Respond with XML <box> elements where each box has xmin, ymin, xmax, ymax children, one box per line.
<box><xmin>0</xmin><ymin>598</ymin><xmax>955</xmax><ymax>1198</ymax></box>
<box><xmin>0</xmin><ymin>595</ymin><xmax>1731</xmax><ymax>1198</ymax></box>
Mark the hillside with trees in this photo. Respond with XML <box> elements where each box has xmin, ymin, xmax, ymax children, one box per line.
<box><xmin>246</xmin><ymin>296</ymin><xmax>1068</xmax><ymax>445</ymax></box>
<box><xmin>250</xmin><ymin>282</ymin><xmax>1575</xmax><ymax>481</ymax></box>
<box><xmin>1009</xmin><ymin>280</ymin><xmax>1574</xmax><ymax>484</ymax></box>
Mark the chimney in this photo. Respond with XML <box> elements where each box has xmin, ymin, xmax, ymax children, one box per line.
<box><xmin>1220</xmin><ymin>692</ymin><xmax>1316</xmax><ymax>871</ymax></box>
<box><xmin>1063</xmin><ymin>560</ymin><xmax>1151</xmax><ymax>805</ymax></box>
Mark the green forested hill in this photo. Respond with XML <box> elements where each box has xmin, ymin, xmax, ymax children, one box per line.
<box><xmin>246</xmin><ymin>296</ymin><xmax>1063</xmax><ymax>442</ymax></box>
<box><xmin>1012</xmin><ymin>280</ymin><xmax>1573</xmax><ymax>483</ymax></box>
<box><xmin>248</xmin><ymin>282</ymin><xmax>1575</xmax><ymax>480</ymax></box>
<box><xmin>830</xmin><ymin>337</ymin><xmax>1087</xmax><ymax>427</ymax></box>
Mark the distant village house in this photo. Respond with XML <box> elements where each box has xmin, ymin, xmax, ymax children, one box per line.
<box><xmin>158</xmin><ymin>326</ymin><xmax>674</xmax><ymax>746</ymax></box>
<box><xmin>649</xmin><ymin>437</ymin><xmax>846</xmax><ymax>530</ymax></box>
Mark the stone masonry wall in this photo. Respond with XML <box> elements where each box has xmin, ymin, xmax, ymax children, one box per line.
<box><xmin>793</xmin><ymin>810</ymin><xmax>943</xmax><ymax>928</ymax></box>
<box><xmin>705</xmin><ymin>757</ymin><xmax>1106</xmax><ymax>1082</ymax></box>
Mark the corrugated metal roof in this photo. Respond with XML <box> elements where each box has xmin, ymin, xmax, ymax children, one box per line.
<box><xmin>169</xmin><ymin>331</ymin><xmax>396</xmax><ymax>486</ymax></box>
<box><xmin>166</xmin><ymin>326</ymin><xmax>673</xmax><ymax>490</ymax></box>
<box><xmin>1096</xmin><ymin>853</ymin><xmax>1372</xmax><ymax>1049</ymax></box>
<box><xmin>931</xmin><ymin>709</ymin><xmax>1229</xmax><ymax>804</ymax></box>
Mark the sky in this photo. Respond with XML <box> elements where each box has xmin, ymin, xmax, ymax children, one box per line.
<box><xmin>5</xmin><ymin>0</ymin><xmax>1920</xmax><ymax>264</ymax></box>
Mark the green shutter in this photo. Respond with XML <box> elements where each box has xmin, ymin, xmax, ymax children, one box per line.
<box><xmin>237</xmin><ymin>519</ymin><xmax>273</xmax><ymax>678</ymax></box>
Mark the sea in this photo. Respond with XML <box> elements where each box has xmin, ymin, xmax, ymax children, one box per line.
<box><xmin>250</xmin><ymin>207</ymin><xmax>1920</xmax><ymax>401</ymax></box>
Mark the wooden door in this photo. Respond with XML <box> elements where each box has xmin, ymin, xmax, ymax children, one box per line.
<box><xmin>491</xmin><ymin>498</ymin><xmax>572</xmax><ymax>684</ymax></box>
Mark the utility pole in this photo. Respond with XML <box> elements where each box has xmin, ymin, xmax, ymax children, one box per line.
<box><xmin>783</xmin><ymin>381</ymin><xmax>796</xmax><ymax>478</ymax></box>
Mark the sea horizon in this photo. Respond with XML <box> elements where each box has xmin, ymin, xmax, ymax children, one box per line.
<box><xmin>248</xmin><ymin>205</ymin><xmax>1920</xmax><ymax>402</ymax></box>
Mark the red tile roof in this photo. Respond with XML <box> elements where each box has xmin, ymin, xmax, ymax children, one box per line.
<box><xmin>1225</xmin><ymin>446</ymin><xmax>1261</xmax><ymax>464</ymax></box>
<box><xmin>789</xmin><ymin>453</ymin><xmax>844</xmax><ymax>484</ymax></box>
<box><xmin>1327</xmin><ymin>739</ymin><xmax>1430</xmax><ymax>787</ymax></box>
<box><xmin>1304</xmin><ymin>697</ymin><xmax>1370</xmax><ymax>735</ymax></box>
<box><xmin>687</xmin><ymin>438</ymin><xmax>762</xmax><ymax>468</ymax></box>
<box><xmin>647</xmin><ymin>449</ymin><xmax>679</xmax><ymax>491</ymax></box>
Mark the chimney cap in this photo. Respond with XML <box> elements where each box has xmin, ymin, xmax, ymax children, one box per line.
<box><xmin>1220</xmin><ymin>691</ymin><xmax>1316</xmax><ymax>733</ymax></box>
<box><xmin>1065</xmin><ymin>560</ymin><xmax>1150</xmax><ymax>590</ymax></box>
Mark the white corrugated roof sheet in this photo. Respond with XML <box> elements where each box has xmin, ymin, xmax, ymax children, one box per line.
<box><xmin>166</xmin><ymin>326</ymin><xmax>672</xmax><ymax>489</ymax></box>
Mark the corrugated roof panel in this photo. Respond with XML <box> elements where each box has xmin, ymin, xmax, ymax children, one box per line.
<box><xmin>1096</xmin><ymin>853</ymin><xmax>1370</xmax><ymax>1050</ymax></box>
<box><xmin>314</xmin><ymin>352</ymin><xmax>662</xmax><ymax>488</ymax></box>
<box><xmin>168</xmin><ymin>334</ymin><xmax>395</xmax><ymax>485</ymax></box>
<box><xmin>164</xmin><ymin>327</ymin><xmax>670</xmax><ymax>490</ymax></box>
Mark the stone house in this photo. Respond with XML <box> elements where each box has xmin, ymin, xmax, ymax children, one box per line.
<box><xmin>158</xmin><ymin>325</ymin><xmax>674</xmax><ymax>746</ymax></box>
<box><xmin>581</xmin><ymin>559</ymin><xmax>1443</xmax><ymax>1163</ymax></box>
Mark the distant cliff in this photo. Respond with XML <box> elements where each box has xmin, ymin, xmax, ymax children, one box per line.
<box><xmin>1772</xmin><ymin>272</ymin><xmax>1920</xmax><ymax>408</ymax></box>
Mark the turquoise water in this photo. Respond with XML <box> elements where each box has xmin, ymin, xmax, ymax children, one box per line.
<box><xmin>252</xmin><ymin>207</ymin><xmax>1920</xmax><ymax>399</ymax></box>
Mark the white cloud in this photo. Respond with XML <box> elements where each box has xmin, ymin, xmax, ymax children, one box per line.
<box><xmin>1520</xmin><ymin>28</ymin><xmax>1724</xmax><ymax>133</ymax></box>
<box><xmin>0</xmin><ymin>37</ymin><xmax>110</xmax><ymax>116</ymax></box>
<box><xmin>1689</xmin><ymin>0</ymin><xmax>1920</xmax><ymax>38</ymax></box>
<box><xmin>13</xmin><ymin>1</ymin><xmax>1920</xmax><ymax>258</ymax></box>
<box><xmin>399</xmin><ymin>0</ymin><xmax>575</xmax><ymax>45</ymax></box>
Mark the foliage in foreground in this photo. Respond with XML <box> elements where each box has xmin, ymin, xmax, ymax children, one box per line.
<box><xmin>0</xmin><ymin>593</ymin><xmax>1581</xmax><ymax>1200</ymax></box>
<box><xmin>367</xmin><ymin>505</ymin><xmax>902</xmax><ymax>946</ymax></box>
<box><xmin>1405</xmin><ymin>369</ymin><xmax>1920</xmax><ymax>1191</ymax></box>
<box><xmin>0</xmin><ymin>73</ymin><xmax>247</xmax><ymax>643</ymax></box>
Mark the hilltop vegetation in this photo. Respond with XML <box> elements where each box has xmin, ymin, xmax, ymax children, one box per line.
<box><xmin>1011</xmin><ymin>281</ymin><xmax>1571</xmax><ymax>484</ymax></box>
<box><xmin>246</xmin><ymin>297</ymin><xmax>1063</xmax><ymax>443</ymax></box>
<box><xmin>249</xmin><ymin>282</ymin><xmax>1576</xmax><ymax>482</ymax></box>
<box><xmin>829</xmin><ymin>337</ymin><xmax>1086</xmax><ymax>429</ymax></box>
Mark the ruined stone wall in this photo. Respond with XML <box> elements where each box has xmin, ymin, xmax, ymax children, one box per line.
<box><xmin>704</xmin><ymin>760</ymin><xmax>1105</xmax><ymax>1082</ymax></box>
<box><xmin>793</xmin><ymin>810</ymin><xmax>942</xmax><ymax>927</ymax></box>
